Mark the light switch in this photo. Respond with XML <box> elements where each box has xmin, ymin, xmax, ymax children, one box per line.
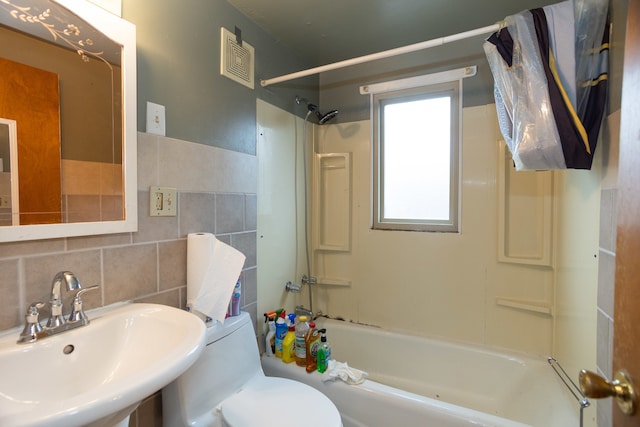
<box><xmin>146</xmin><ymin>102</ymin><xmax>166</xmax><ymax>136</ymax></box>
<box><xmin>149</xmin><ymin>186</ymin><xmax>177</xmax><ymax>216</ymax></box>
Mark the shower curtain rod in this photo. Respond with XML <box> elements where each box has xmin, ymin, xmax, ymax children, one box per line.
<box><xmin>260</xmin><ymin>22</ymin><xmax>502</xmax><ymax>87</ymax></box>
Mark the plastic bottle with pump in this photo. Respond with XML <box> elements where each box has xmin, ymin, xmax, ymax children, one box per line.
<box><xmin>305</xmin><ymin>322</ymin><xmax>321</xmax><ymax>373</ymax></box>
<box><xmin>274</xmin><ymin>311</ymin><xmax>288</xmax><ymax>358</ymax></box>
<box><xmin>316</xmin><ymin>329</ymin><xmax>332</xmax><ymax>373</ymax></box>
<box><xmin>294</xmin><ymin>315</ymin><xmax>310</xmax><ymax>366</ymax></box>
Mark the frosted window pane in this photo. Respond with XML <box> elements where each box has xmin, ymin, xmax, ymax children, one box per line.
<box><xmin>383</xmin><ymin>97</ymin><xmax>451</xmax><ymax>220</ymax></box>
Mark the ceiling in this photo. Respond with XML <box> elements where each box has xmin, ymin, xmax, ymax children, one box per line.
<box><xmin>226</xmin><ymin>0</ymin><xmax>558</xmax><ymax>67</ymax></box>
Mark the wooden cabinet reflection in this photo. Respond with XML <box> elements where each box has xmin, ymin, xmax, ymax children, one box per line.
<box><xmin>0</xmin><ymin>57</ymin><xmax>61</xmax><ymax>225</ymax></box>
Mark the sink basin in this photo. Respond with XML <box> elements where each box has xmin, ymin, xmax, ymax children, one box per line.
<box><xmin>0</xmin><ymin>303</ymin><xmax>205</xmax><ymax>427</ymax></box>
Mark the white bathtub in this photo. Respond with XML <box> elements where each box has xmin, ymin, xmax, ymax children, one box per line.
<box><xmin>261</xmin><ymin>317</ymin><xmax>584</xmax><ymax>427</ymax></box>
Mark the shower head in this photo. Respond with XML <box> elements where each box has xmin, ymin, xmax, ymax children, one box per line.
<box><xmin>295</xmin><ymin>96</ymin><xmax>339</xmax><ymax>125</ymax></box>
<box><xmin>317</xmin><ymin>109</ymin><xmax>339</xmax><ymax>125</ymax></box>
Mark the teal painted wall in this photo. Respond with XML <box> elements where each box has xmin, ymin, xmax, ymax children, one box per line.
<box><xmin>123</xmin><ymin>0</ymin><xmax>318</xmax><ymax>155</ymax></box>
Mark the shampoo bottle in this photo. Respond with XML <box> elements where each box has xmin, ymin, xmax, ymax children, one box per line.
<box><xmin>316</xmin><ymin>329</ymin><xmax>332</xmax><ymax>373</ymax></box>
<box><xmin>230</xmin><ymin>277</ymin><xmax>241</xmax><ymax>316</ymax></box>
<box><xmin>305</xmin><ymin>322</ymin><xmax>321</xmax><ymax>373</ymax></box>
<box><xmin>281</xmin><ymin>323</ymin><xmax>296</xmax><ymax>363</ymax></box>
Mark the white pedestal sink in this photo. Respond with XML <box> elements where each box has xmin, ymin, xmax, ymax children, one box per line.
<box><xmin>0</xmin><ymin>303</ymin><xmax>206</xmax><ymax>427</ymax></box>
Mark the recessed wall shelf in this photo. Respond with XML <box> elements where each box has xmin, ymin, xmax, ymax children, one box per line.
<box><xmin>496</xmin><ymin>297</ymin><xmax>553</xmax><ymax>316</ymax></box>
<box><xmin>497</xmin><ymin>141</ymin><xmax>554</xmax><ymax>267</ymax></box>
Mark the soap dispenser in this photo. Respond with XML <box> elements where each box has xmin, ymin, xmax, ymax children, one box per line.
<box><xmin>317</xmin><ymin>329</ymin><xmax>332</xmax><ymax>373</ymax></box>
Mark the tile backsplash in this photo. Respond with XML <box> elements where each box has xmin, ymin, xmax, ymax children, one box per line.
<box><xmin>0</xmin><ymin>132</ymin><xmax>258</xmax><ymax>425</ymax></box>
<box><xmin>0</xmin><ymin>132</ymin><xmax>257</xmax><ymax>331</ymax></box>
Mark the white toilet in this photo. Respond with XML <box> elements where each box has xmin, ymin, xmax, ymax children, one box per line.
<box><xmin>162</xmin><ymin>311</ymin><xmax>342</xmax><ymax>427</ymax></box>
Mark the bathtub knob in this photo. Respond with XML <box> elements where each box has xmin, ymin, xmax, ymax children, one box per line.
<box><xmin>285</xmin><ymin>281</ymin><xmax>302</xmax><ymax>293</ymax></box>
<box><xmin>579</xmin><ymin>369</ymin><xmax>636</xmax><ymax>415</ymax></box>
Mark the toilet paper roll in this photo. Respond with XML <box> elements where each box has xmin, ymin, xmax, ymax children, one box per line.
<box><xmin>187</xmin><ymin>232</ymin><xmax>246</xmax><ymax>323</ymax></box>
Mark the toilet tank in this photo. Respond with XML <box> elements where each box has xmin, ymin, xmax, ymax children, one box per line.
<box><xmin>162</xmin><ymin>312</ymin><xmax>263</xmax><ymax>426</ymax></box>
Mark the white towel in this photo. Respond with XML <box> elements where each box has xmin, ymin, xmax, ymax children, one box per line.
<box><xmin>321</xmin><ymin>360</ymin><xmax>368</xmax><ymax>385</ymax></box>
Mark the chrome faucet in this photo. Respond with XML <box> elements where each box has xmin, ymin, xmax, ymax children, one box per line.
<box><xmin>47</xmin><ymin>271</ymin><xmax>81</xmax><ymax>328</ymax></box>
<box><xmin>295</xmin><ymin>305</ymin><xmax>313</xmax><ymax>319</ymax></box>
<box><xmin>18</xmin><ymin>271</ymin><xmax>99</xmax><ymax>344</ymax></box>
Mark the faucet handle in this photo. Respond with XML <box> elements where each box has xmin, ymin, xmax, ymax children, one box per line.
<box><xmin>18</xmin><ymin>302</ymin><xmax>45</xmax><ymax>344</ymax></box>
<box><xmin>68</xmin><ymin>285</ymin><xmax>100</xmax><ymax>324</ymax></box>
<box><xmin>26</xmin><ymin>302</ymin><xmax>45</xmax><ymax>319</ymax></box>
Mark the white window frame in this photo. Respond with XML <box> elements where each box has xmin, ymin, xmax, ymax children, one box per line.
<box><xmin>363</xmin><ymin>67</ymin><xmax>473</xmax><ymax>233</ymax></box>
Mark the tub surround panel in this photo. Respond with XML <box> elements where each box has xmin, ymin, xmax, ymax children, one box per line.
<box><xmin>309</xmin><ymin>106</ymin><xmax>557</xmax><ymax>354</ymax></box>
<box><xmin>551</xmin><ymin>159</ymin><xmax>602</xmax><ymax>394</ymax></box>
<box><xmin>256</xmin><ymin>100</ymin><xmax>310</xmax><ymax>329</ymax></box>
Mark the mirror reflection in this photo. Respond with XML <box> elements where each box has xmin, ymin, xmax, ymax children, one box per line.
<box><xmin>0</xmin><ymin>0</ymin><xmax>124</xmax><ymax>226</ymax></box>
<box><xmin>0</xmin><ymin>118</ymin><xmax>18</xmax><ymax>225</ymax></box>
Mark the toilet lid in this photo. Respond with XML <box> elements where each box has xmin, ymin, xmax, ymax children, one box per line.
<box><xmin>221</xmin><ymin>376</ymin><xmax>342</xmax><ymax>427</ymax></box>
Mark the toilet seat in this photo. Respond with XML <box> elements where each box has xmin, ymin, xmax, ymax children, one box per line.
<box><xmin>221</xmin><ymin>376</ymin><xmax>342</xmax><ymax>427</ymax></box>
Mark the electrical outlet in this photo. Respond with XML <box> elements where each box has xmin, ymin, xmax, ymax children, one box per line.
<box><xmin>149</xmin><ymin>186</ymin><xmax>177</xmax><ymax>216</ymax></box>
<box><xmin>0</xmin><ymin>195</ymin><xmax>10</xmax><ymax>208</ymax></box>
<box><xmin>146</xmin><ymin>101</ymin><xmax>166</xmax><ymax>136</ymax></box>
<box><xmin>155</xmin><ymin>191</ymin><xmax>164</xmax><ymax>210</ymax></box>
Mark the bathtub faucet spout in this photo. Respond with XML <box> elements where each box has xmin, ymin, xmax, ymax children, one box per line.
<box><xmin>295</xmin><ymin>305</ymin><xmax>313</xmax><ymax>319</ymax></box>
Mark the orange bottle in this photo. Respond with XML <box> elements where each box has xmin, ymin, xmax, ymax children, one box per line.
<box><xmin>305</xmin><ymin>322</ymin><xmax>321</xmax><ymax>373</ymax></box>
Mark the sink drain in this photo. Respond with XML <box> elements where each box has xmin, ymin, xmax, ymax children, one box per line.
<box><xmin>63</xmin><ymin>344</ymin><xmax>75</xmax><ymax>354</ymax></box>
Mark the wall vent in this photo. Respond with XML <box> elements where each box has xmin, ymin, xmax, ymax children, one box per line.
<box><xmin>220</xmin><ymin>27</ymin><xmax>254</xmax><ymax>89</ymax></box>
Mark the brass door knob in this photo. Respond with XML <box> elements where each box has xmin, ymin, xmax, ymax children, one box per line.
<box><xmin>579</xmin><ymin>369</ymin><xmax>636</xmax><ymax>415</ymax></box>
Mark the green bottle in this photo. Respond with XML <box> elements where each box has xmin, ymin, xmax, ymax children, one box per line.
<box><xmin>316</xmin><ymin>329</ymin><xmax>332</xmax><ymax>373</ymax></box>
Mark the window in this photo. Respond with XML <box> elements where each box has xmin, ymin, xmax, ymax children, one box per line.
<box><xmin>373</xmin><ymin>81</ymin><xmax>460</xmax><ymax>232</ymax></box>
